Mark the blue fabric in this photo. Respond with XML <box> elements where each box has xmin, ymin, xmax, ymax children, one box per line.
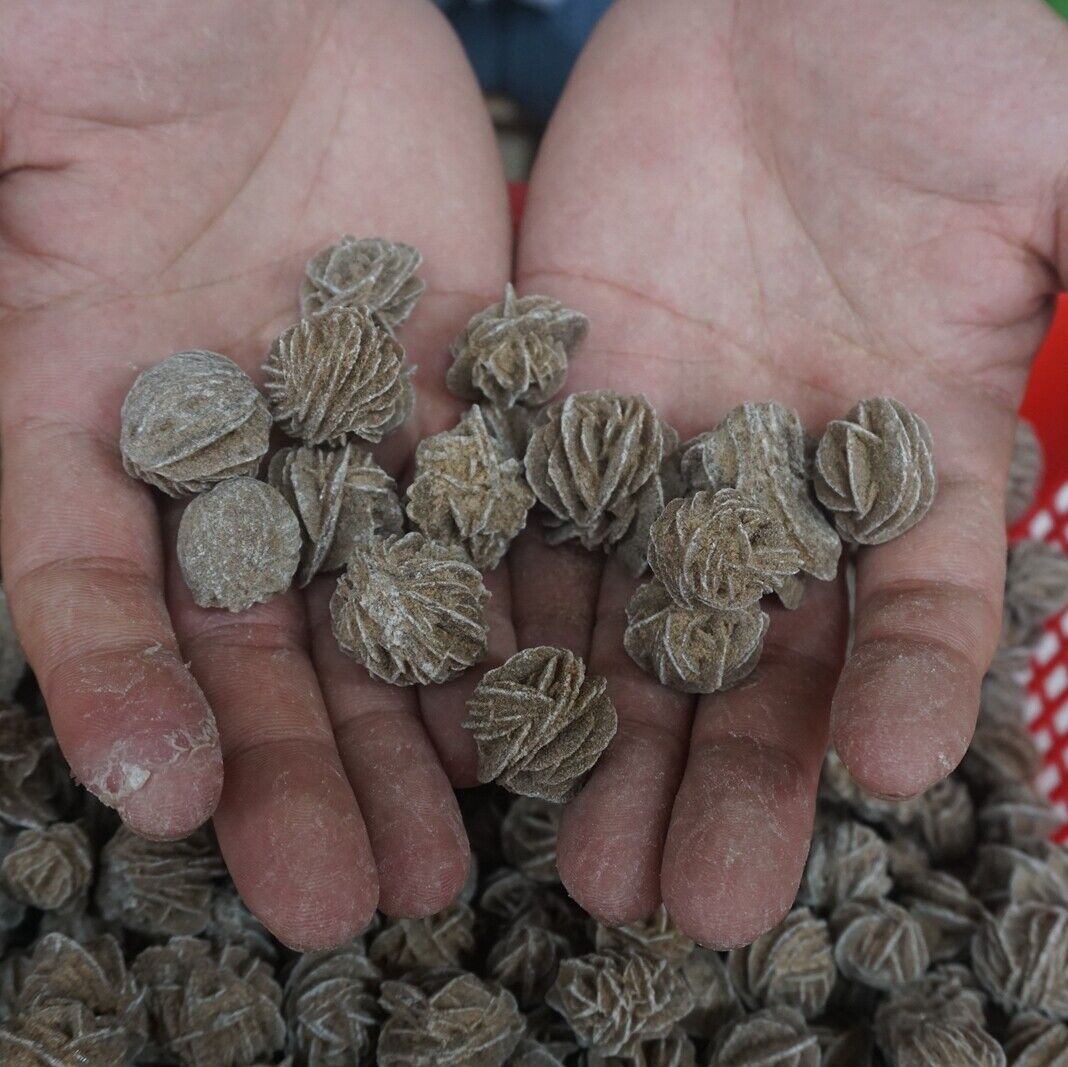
<box><xmin>438</xmin><ymin>0</ymin><xmax>613</xmax><ymax>121</ymax></box>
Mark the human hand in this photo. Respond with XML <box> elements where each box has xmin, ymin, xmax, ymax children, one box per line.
<box><xmin>512</xmin><ymin>0</ymin><xmax>1068</xmax><ymax>945</ymax></box>
<box><xmin>0</xmin><ymin>0</ymin><xmax>513</xmax><ymax>948</ymax></box>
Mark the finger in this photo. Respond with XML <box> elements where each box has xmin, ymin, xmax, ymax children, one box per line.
<box><xmin>418</xmin><ymin>564</ymin><xmax>517</xmax><ymax>787</ymax></box>
<box><xmin>0</xmin><ymin>414</ymin><xmax>223</xmax><ymax>839</ymax></box>
<box><xmin>555</xmin><ymin>563</ymin><xmax>694</xmax><ymax>924</ymax></box>
<box><xmin>164</xmin><ymin>509</ymin><xmax>377</xmax><ymax>951</ymax></box>
<box><xmin>662</xmin><ymin>578</ymin><xmax>847</xmax><ymax>948</ymax></box>
<box><xmin>832</xmin><ymin>460</ymin><xmax>1007</xmax><ymax>798</ymax></box>
<box><xmin>306</xmin><ymin>578</ymin><xmax>469</xmax><ymax>917</ymax></box>
<box><xmin>509</xmin><ymin>516</ymin><xmax>604</xmax><ymax>656</ymax></box>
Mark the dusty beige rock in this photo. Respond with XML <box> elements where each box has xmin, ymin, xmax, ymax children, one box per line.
<box><xmin>832</xmin><ymin>899</ymin><xmax>930</xmax><ymax>992</ymax></box>
<box><xmin>406</xmin><ymin>406</ymin><xmax>535</xmax><ymax>569</ymax></box>
<box><xmin>205</xmin><ymin>888</ymin><xmax>278</xmax><ymax>965</ymax></box>
<box><xmin>480</xmin><ymin>402</ymin><xmax>537</xmax><ymax>461</ymax></box>
<box><xmin>330</xmin><ymin>533</ymin><xmax>488</xmax><ymax>686</ymax></box>
<box><xmin>133</xmin><ymin>938</ymin><xmax>285</xmax><ymax>1067</ymax></box>
<box><xmin>377</xmin><ymin>972</ymin><xmax>524</xmax><ymax>1067</ymax></box>
<box><xmin>813</xmin><ymin>397</ymin><xmax>936</xmax><ymax>545</ymax></box>
<box><xmin>898</xmin><ymin>869</ymin><xmax>983</xmax><ymax>962</ymax></box>
<box><xmin>120</xmin><ymin>350</ymin><xmax>272</xmax><ymax>497</ymax></box>
<box><xmin>873</xmin><ymin>964</ymin><xmax>987</xmax><ymax>1055</ymax></box>
<box><xmin>972</xmin><ymin>903</ymin><xmax>1068</xmax><ymax>1018</ymax></box>
<box><xmin>709</xmin><ymin>1006</ymin><xmax>820</xmax><ymax>1067</ymax></box>
<box><xmin>1007</xmin><ymin>420</ymin><xmax>1044</xmax><ymax>526</ymax></box>
<box><xmin>1</xmin><ymin>823</ymin><xmax>92</xmax><ymax>912</ymax></box>
<box><xmin>525</xmin><ymin>390</ymin><xmax>679</xmax><ymax>575</ymax></box>
<box><xmin>369</xmin><ymin>903</ymin><xmax>476</xmax><ymax>978</ymax></box>
<box><xmin>0</xmin><ymin>1001</ymin><xmax>138</xmax><ymax>1066</ymax></box>
<box><xmin>594</xmin><ymin>907</ymin><xmax>694</xmax><ymax>967</ymax></box>
<box><xmin>264</xmin><ymin>307</ymin><xmax>414</xmax><ymax>445</ymax></box>
<box><xmin>0</xmin><ymin>705</ymin><xmax>58</xmax><ymax>832</ymax></box>
<box><xmin>1004</xmin><ymin>1013</ymin><xmax>1068</xmax><ymax>1067</ymax></box>
<box><xmin>283</xmin><ymin>942</ymin><xmax>381</xmax><ymax>1067</ymax></box>
<box><xmin>678</xmin><ymin>949</ymin><xmax>743</xmax><ymax>1039</ymax></box>
<box><xmin>0</xmin><ymin>588</ymin><xmax>25</xmax><ymax>701</ymax></box>
<box><xmin>487</xmin><ymin>919</ymin><xmax>570</xmax><ymax>1009</ymax></box>
<box><xmin>464</xmin><ymin>646</ymin><xmax>618</xmax><ymax>802</ymax></box>
<box><xmin>446</xmin><ymin>285</ymin><xmax>588</xmax><ymax>409</ymax></box>
<box><xmin>979</xmin><ymin>784</ymin><xmax>1064</xmax><ymax>847</ymax></box>
<box><xmin>961</xmin><ymin>715</ymin><xmax>1043</xmax><ymax>791</ymax></box>
<box><xmin>176</xmin><ymin>477</ymin><xmax>301</xmax><ymax>612</ymax></box>
<box><xmin>96</xmin><ymin>826</ymin><xmax>225</xmax><ymax>938</ymax></box>
<box><xmin>728</xmin><ymin>908</ymin><xmax>835</xmax><ymax>1020</ymax></box>
<box><xmin>915</xmin><ymin>777</ymin><xmax>976</xmax><ymax>864</ymax></box>
<box><xmin>1003</xmin><ymin>539</ymin><xmax>1068</xmax><ymax>641</ymax></box>
<box><xmin>299</xmin><ymin>235</ymin><xmax>425</xmax><ymax>329</ymax></box>
<box><xmin>648</xmin><ymin>489</ymin><xmax>801</xmax><ymax>609</ymax></box>
<box><xmin>547</xmin><ymin>950</ymin><xmax>694</xmax><ymax>1058</ymax></box>
<box><xmin>891</xmin><ymin>1019</ymin><xmax>1006</xmax><ymax>1067</ymax></box>
<box><xmin>500</xmin><ymin>797</ymin><xmax>561</xmax><ymax>884</ymax></box>
<box><xmin>624</xmin><ymin>580</ymin><xmax>768</xmax><ymax>694</ymax></box>
<box><xmin>797</xmin><ymin>819</ymin><xmax>892</xmax><ymax>911</ymax></box>
<box><xmin>587</xmin><ymin>1027</ymin><xmax>696</xmax><ymax>1067</ymax></box>
<box><xmin>971</xmin><ymin>843</ymin><xmax>1068</xmax><ymax>911</ymax></box>
<box><xmin>268</xmin><ymin>441</ymin><xmax>402</xmax><ymax>587</ymax></box>
<box><xmin>0</xmin><ymin>933</ymin><xmax>148</xmax><ymax>1065</ymax></box>
<box><xmin>681</xmin><ymin>402</ymin><xmax>841</xmax><ymax>581</ymax></box>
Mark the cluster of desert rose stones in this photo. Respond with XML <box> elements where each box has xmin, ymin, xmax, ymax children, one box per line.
<box><xmin>0</xmin><ymin>421</ymin><xmax>1064</xmax><ymax>1064</ymax></box>
<box><xmin>119</xmin><ymin>236</ymin><xmax>940</xmax><ymax>805</ymax></box>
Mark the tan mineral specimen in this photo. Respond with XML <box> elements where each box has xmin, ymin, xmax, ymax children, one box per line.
<box><xmin>120</xmin><ymin>350</ymin><xmax>271</xmax><ymax>497</ymax></box>
<box><xmin>813</xmin><ymin>397</ymin><xmax>936</xmax><ymax>545</ymax></box>
<box><xmin>264</xmin><ymin>307</ymin><xmax>414</xmax><ymax>445</ymax></box>
<box><xmin>624</xmin><ymin>580</ymin><xmax>768</xmax><ymax>694</ymax></box>
<box><xmin>330</xmin><ymin>532</ymin><xmax>488</xmax><ymax>686</ymax></box>
<box><xmin>464</xmin><ymin>646</ymin><xmax>618</xmax><ymax>802</ymax></box>
<box><xmin>446</xmin><ymin>285</ymin><xmax>588</xmax><ymax>409</ymax></box>
<box><xmin>648</xmin><ymin>489</ymin><xmax>801</xmax><ymax>609</ymax></box>
<box><xmin>547</xmin><ymin>950</ymin><xmax>695</xmax><ymax>1058</ymax></box>
<box><xmin>176</xmin><ymin>477</ymin><xmax>301</xmax><ymax>612</ymax></box>
<box><xmin>299</xmin><ymin>235</ymin><xmax>425</xmax><ymax>330</ymax></box>
<box><xmin>681</xmin><ymin>402</ymin><xmax>841</xmax><ymax>583</ymax></box>
<box><xmin>268</xmin><ymin>441</ymin><xmax>403</xmax><ymax>586</ymax></box>
<box><xmin>525</xmin><ymin>390</ymin><xmax>679</xmax><ymax>575</ymax></box>
<box><xmin>377</xmin><ymin>972</ymin><xmax>524</xmax><ymax>1067</ymax></box>
<box><xmin>406</xmin><ymin>406</ymin><xmax>535</xmax><ymax>570</ymax></box>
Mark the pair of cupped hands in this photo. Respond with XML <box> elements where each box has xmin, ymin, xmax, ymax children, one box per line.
<box><xmin>1</xmin><ymin>0</ymin><xmax>1066</xmax><ymax>950</ymax></box>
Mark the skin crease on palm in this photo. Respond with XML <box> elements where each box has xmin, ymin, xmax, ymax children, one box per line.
<box><xmin>0</xmin><ymin>0</ymin><xmax>1065</xmax><ymax>952</ymax></box>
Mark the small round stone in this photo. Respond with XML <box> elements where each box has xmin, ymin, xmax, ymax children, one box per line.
<box><xmin>464</xmin><ymin>647</ymin><xmax>618</xmax><ymax>802</ymax></box>
<box><xmin>120</xmin><ymin>350</ymin><xmax>271</xmax><ymax>497</ymax></box>
<box><xmin>330</xmin><ymin>533</ymin><xmax>488</xmax><ymax>686</ymax></box>
<box><xmin>177</xmin><ymin>478</ymin><xmax>301</xmax><ymax>612</ymax></box>
<box><xmin>299</xmin><ymin>235</ymin><xmax>425</xmax><ymax>329</ymax></box>
<box><xmin>264</xmin><ymin>307</ymin><xmax>414</xmax><ymax>445</ymax></box>
<box><xmin>647</xmin><ymin>488</ymin><xmax>802</xmax><ymax>609</ymax></box>
<box><xmin>624</xmin><ymin>580</ymin><xmax>768</xmax><ymax>694</ymax></box>
<box><xmin>268</xmin><ymin>441</ymin><xmax>403</xmax><ymax>586</ymax></box>
<box><xmin>813</xmin><ymin>397</ymin><xmax>936</xmax><ymax>545</ymax></box>
<box><xmin>446</xmin><ymin>285</ymin><xmax>588</xmax><ymax>409</ymax></box>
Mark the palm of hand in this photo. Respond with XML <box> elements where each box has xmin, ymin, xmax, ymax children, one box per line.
<box><xmin>0</xmin><ymin>0</ymin><xmax>512</xmax><ymax>948</ymax></box>
<box><xmin>1</xmin><ymin>0</ymin><xmax>1065</xmax><ymax>951</ymax></box>
<box><xmin>512</xmin><ymin>0</ymin><xmax>1068</xmax><ymax>943</ymax></box>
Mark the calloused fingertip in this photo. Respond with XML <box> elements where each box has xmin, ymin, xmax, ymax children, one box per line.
<box><xmin>377</xmin><ymin>839</ymin><xmax>471</xmax><ymax>919</ymax></box>
<box><xmin>115</xmin><ymin>742</ymin><xmax>224</xmax><ymax>841</ymax></box>
<box><xmin>555</xmin><ymin>796</ymin><xmax>663</xmax><ymax>926</ymax></box>
<box><xmin>664</xmin><ymin>879</ymin><xmax>795</xmax><ymax>951</ymax></box>
<box><xmin>831</xmin><ymin>637</ymin><xmax>976</xmax><ymax>799</ymax></box>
